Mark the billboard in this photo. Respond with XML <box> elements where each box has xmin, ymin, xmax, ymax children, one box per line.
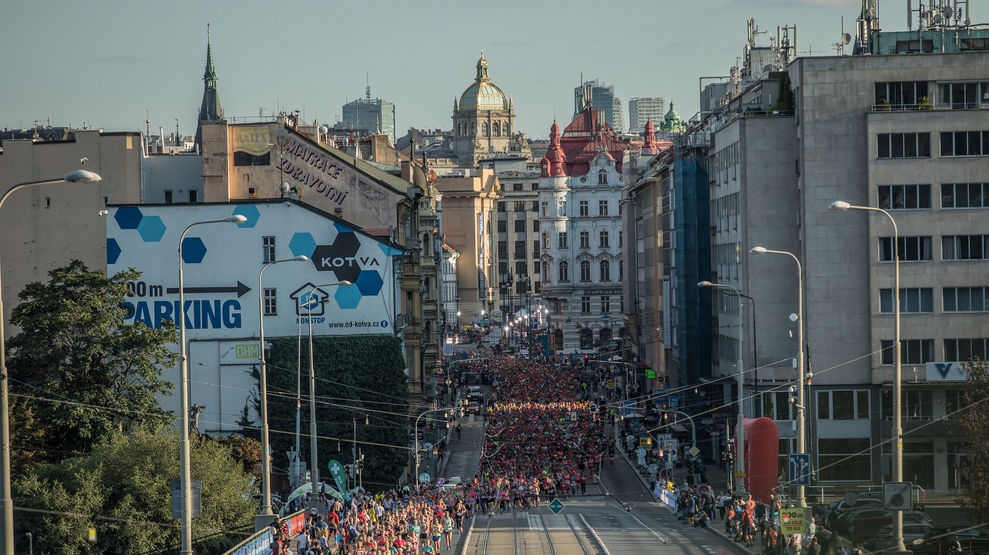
<box><xmin>106</xmin><ymin>201</ymin><xmax>401</xmax><ymax>339</ymax></box>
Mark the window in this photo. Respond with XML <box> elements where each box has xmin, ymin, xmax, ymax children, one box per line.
<box><xmin>879</xmin><ymin>236</ymin><xmax>931</xmax><ymax>261</ymax></box>
<box><xmin>532</xmin><ymin>240</ymin><xmax>539</xmax><ymax>257</ymax></box>
<box><xmin>542</xmin><ymin>261</ymin><xmax>550</xmax><ymax>282</ymax></box>
<box><xmin>581</xmin><ymin>296</ymin><xmax>591</xmax><ymax>314</ymax></box>
<box><xmin>895</xmin><ymin>38</ymin><xmax>934</xmax><ymax>53</ymax></box>
<box><xmin>514</xmin><ymin>219</ymin><xmax>525</xmax><ymax>232</ymax></box>
<box><xmin>875</xmin><ymin>81</ymin><xmax>929</xmax><ymax>108</ymax></box>
<box><xmin>497</xmin><ymin>241</ymin><xmax>507</xmax><ymax>259</ymax></box>
<box><xmin>559</xmin><ymin>261</ymin><xmax>569</xmax><ymax>282</ymax></box>
<box><xmin>879</xmin><ymin>288</ymin><xmax>933</xmax><ymax>313</ymax></box>
<box><xmin>189</xmin><ymin>190</ymin><xmax>198</xmax><ymax>203</ymax></box>
<box><xmin>942</xmin><ymin>182</ymin><xmax>989</xmax><ymax>208</ymax></box>
<box><xmin>512</xmin><ymin>183</ymin><xmax>522</xmax><ymax>191</ymax></box>
<box><xmin>580</xmin><ymin>260</ymin><xmax>591</xmax><ymax>281</ymax></box>
<box><xmin>558</xmin><ymin>232</ymin><xmax>567</xmax><ymax>249</ymax></box>
<box><xmin>618</xmin><ymin>260</ymin><xmax>623</xmax><ymax>281</ymax></box>
<box><xmin>817</xmin><ymin>390</ymin><xmax>870</xmax><ymax>420</ymax></box>
<box><xmin>497</xmin><ymin>202</ymin><xmax>506</xmax><ymax>212</ymax></box>
<box><xmin>618</xmin><ymin>231</ymin><xmax>623</xmax><ymax>248</ymax></box>
<box><xmin>944</xmin><ymin>338</ymin><xmax>989</xmax><ymax>362</ymax></box>
<box><xmin>937</xmin><ymin>82</ymin><xmax>989</xmax><ymax>109</ymax></box>
<box><xmin>514</xmin><ymin>241</ymin><xmax>525</xmax><ymax>259</ymax></box>
<box><xmin>531</xmin><ymin>201</ymin><xmax>539</xmax><ymax>211</ymax></box>
<box><xmin>599</xmin><ymin>231</ymin><xmax>610</xmax><ymax>248</ymax></box>
<box><xmin>541</xmin><ymin>201</ymin><xmax>549</xmax><ymax>217</ymax></box>
<box><xmin>262</xmin><ymin>236</ymin><xmax>276</xmax><ymax>263</ymax></box>
<box><xmin>263</xmin><ymin>287</ymin><xmax>277</xmax><ymax>316</ymax></box>
<box><xmin>498</xmin><ymin>261</ymin><xmax>508</xmax><ymax>274</ymax></box>
<box><xmin>579</xmin><ymin>200</ymin><xmax>589</xmax><ymax>216</ymax></box>
<box><xmin>601</xmin><ymin>296</ymin><xmax>611</xmax><ymax>313</ymax></box>
<box><xmin>497</xmin><ymin>220</ymin><xmax>507</xmax><ymax>233</ymax></box>
<box><xmin>761</xmin><ymin>391</ymin><xmax>793</xmax><ymax>421</ymax></box>
<box><xmin>482</xmin><ymin>122</ymin><xmax>488</xmax><ymax>137</ymax></box>
<box><xmin>878</xmin><ymin>184</ymin><xmax>930</xmax><ymax>210</ymax></box>
<box><xmin>580</xmin><ymin>231</ymin><xmax>590</xmax><ymax>249</ymax></box>
<box><xmin>493</xmin><ymin>121</ymin><xmax>501</xmax><ymax>137</ymax></box>
<box><xmin>941</xmin><ymin>131</ymin><xmax>989</xmax><ymax>156</ymax></box>
<box><xmin>557</xmin><ymin>199</ymin><xmax>567</xmax><ymax>216</ymax></box>
<box><xmin>531</xmin><ymin>182</ymin><xmax>539</xmax><ymax>191</ymax></box>
<box><xmin>884</xmin><ymin>389</ymin><xmax>933</xmax><ymax>421</ymax></box>
<box><xmin>818</xmin><ymin>438</ymin><xmax>871</xmax><ymax>481</ymax></box>
<box><xmin>515</xmin><ymin>261</ymin><xmax>526</xmax><ymax>275</ymax></box>
<box><xmin>877</xmin><ymin>132</ymin><xmax>930</xmax><ymax>158</ymax></box>
<box><xmin>514</xmin><ymin>201</ymin><xmax>525</xmax><ymax>212</ymax></box>
<box><xmin>598</xmin><ymin>169</ymin><xmax>608</xmax><ymax>184</ymax></box>
<box><xmin>164</xmin><ymin>190</ymin><xmax>173</xmax><ymax>204</ymax></box>
<box><xmin>580</xmin><ymin>327</ymin><xmax>593</xmax><ymax>349</ymax></box>
<box><xmin>599</xmin><ymin>200</ymin><xmax>609</xmax><ymax>216</ymax></box>
<box><xmin>943</xmin><ymin>286</ymin><xmax>989</xmax><ymax>312</ymax></box>
<box><xmin>942</xmin><ymin>235</ymin><xmax>989</xmax><ymax>260</ymax></box>
<box><xmin>600</xmin><ymin>260</ymin><xmax>611</xmax><ymax>281</ymax></box>
<box><xmin>880</xmin><ymin>339</ymin><xmax>934</xmax><ymax>364</ymax></box>
<box><xmin>532</xmin><ymin>261</ymin><xmax>539</xmax><ymax>275</ymax></box>
<box><xmin>532</xmin><ymin>219</ymin><xmax>539</xmax><ymax>232</ymax></box>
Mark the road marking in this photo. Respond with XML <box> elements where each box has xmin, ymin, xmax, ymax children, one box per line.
<box><xmin>527</xmin><ymin>513</ymin><xmax>542</xmax><ymax>530</ymax></box>
<box><xmin>578</xmin><ymin>513</ymin><xmax>611</xmax><ymax>555</ymax></box>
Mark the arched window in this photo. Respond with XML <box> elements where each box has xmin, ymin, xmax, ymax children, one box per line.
<box><xmin>580</xmin><ymin>328</ymin><xmax>594</xmax><ymax>350</ymax></box>
<box><xmin>600</xmin><ymin>260</ymin><xmax>610</xmax><ymax>281</ymax></box>
<box><xmin>543</xmin><ymin>260</ymin><xmax>551</xmax><ymax>282</ymax></box>
<box><xmin>493</xmin><ymin>121</ymin><xmax>500</xmax><ymax>137</ymax></box>
<box><xmin>554</xmin><ymin>328</ymin><xmax>564</xmax><ymax>349</ymax></box>
<box><xmin>598</xmin><ymin>169</ymin><xmax>608</xmax><ymax>184</ymax></box>
<box><xmin>580</xmin><ymin>260</ymin><xmax>591</xmax><ymax>282</ymax></box>
<box><xmin>503</xmin><ymin>121</ymin><xmax>510</xmax><ymax>136</ymax></box>
<box><xmin>559</xmin><ymin>261</ymin><xmax>569</xmax><ymax>282</ymax></box>
<box><xmin>422</xmin><ymin>233</ymin><xmax>430</xmax><ymax>256</ymax></box>
<box><xmin>482</xmin><ymin>122</ymin><xmax>489</xmax><ymax>137</ymax></box>
<box><xmin>600</xmin><ymin>327</ymin><xmax>612</xmax><ymax>345</ymax></box>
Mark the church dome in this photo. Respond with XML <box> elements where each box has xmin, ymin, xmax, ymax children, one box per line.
<box><xmin>459</xmin><ymin>53</ymin><xmax>509</xmax><ymax>111</ymax></box>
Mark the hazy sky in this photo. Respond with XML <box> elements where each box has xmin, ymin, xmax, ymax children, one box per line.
<box><xmin>2</xmin><ymin>1</ymin><xmax>986</xmax><ymax>140</ymax></box>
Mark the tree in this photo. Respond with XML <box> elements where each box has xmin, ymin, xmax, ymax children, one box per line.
<box><xmin>6</xmin><ymin>261</ymin><xmax>178</xmax><ymax>468</ymax></box>
<box><xmin>959</xmin><ymin>358</ymin><xmax>989</xmax><ymax>516</ymax></box>
<box><xmin>13</xmin><ymin>426</ymin><xmax>255</xmax><ymax>554</ymax></box>
<box><xmin>242</xmin><ymin>335</ymin><xmax>410</xmax><ymax>492</ymax></box>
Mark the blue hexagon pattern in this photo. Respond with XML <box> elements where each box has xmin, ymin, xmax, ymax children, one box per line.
<box><xmin>114</xmin><ymin>206</ymin><xmax>143</xmax><ymax>229</ymax></box>
<box><xmin>106</xmin><ymin>238</ymin><xmax>121</xmax><ymax>265</ymax></box>
<box><xmin>334</xmin><ymin>284</ymin><xmax>362</xmax><ymax>309</ymax></box>
<box><xmin>289</xmin><ymin>232</ymin><xmax>317</xmax><ymax>258</ymax></box>
<box><xmin>182</xmin><ymin>236</ymin><xmax>207</xmax><ymax>264</ymax></box>
<box><xmin>355</xmin><ymin>270</ymin><xmax>383</xmax><ymax>296</ymax></box>
<box><xmin>233</xmin><ymin>204</ymin><xmax>260</xmax><ymax>228</ymax></box>
<box><xmin>137</xmin><ymin>215</ymin><xmax>167</xmax><ymax>242</ymax></box>
<box><xmin>333</xmin><ymin>222</ymin><xmax>353</xmax><ymax>234</ymax></box>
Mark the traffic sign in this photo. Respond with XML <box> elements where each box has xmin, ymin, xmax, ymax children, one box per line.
<box><xmin>883</xmin><ymin>482</ymin><xmax>913</xmax><ymax>511</ymax></box>
<box><xmin>548</xmin><ymin>498</ymin><xmax>565</xmax><ymax>514</ymax></box>
<box><xmin>687</xmin><ymin>446</ymin><xmax>700</xmax><ymax>458</ymax></box>
<box><xmin>788</xmin><ymin>453</ymin><xmax>811</xmax><ymax>486</ymax></box>
<box><xmin>419</xmin><ymin>472</ymin><xmax>430</xmax><ymax>483</ymax></box>
<box><xmin>659</xmin><ymin>468</ymin><xmax>672</xmax><ymax>480</ymax></box>
<box><xmin>780</xmin><ymin>507</ymin><xmax>807</xmax><ymax>535</ymax></box>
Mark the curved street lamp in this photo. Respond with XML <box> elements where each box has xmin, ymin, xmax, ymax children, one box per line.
<box><xmin>256</xmin><ymin>255</ymin><xmax>308</xmax><ymax>527</ymax></box>
<box><xmin>0</xmin><ymin>170</ymin><xmax>102</xmax><ymax>553</ymax></box>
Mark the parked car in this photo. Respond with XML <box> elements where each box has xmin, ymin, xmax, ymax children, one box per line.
<box><xmin>844</xmin><ymin>507</ymin><xmax>932</xmax><ymax>543</ymax></box>
<box><xmin>873</xmin><ymin>522</ymin><xmax>934</xmax><ymax>550</ymax></box>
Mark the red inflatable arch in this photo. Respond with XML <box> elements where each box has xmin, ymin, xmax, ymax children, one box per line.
<box><xmin>736</xmin><ymin>417</ymin><xmax>779</xmax><ymax>504</ymax></box>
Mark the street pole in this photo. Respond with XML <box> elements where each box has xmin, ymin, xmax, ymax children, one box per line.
<box><xmin>0</xmin><ymin>170</ymin><xmax>102</xmax><ymax>554</ymax></box>
<box><xmin>256</xmin><ymin>256</ymin><xmax>308</xmax><ymax>528</ymax></box>
<box><xmin>751</xmin><ymin>247</ymin><xmax>806</xmax><ymax>508</ymax></box>
<box><xmin>698</xmin><ymin>281</ymin><xmax>746</xmax><ymax>494</ymax></box>
<box><xmin>414</xmin><ymin>407</ymin><xmax>453</xmax><ymax>487</ymax></box>
<box><xmin>830</xmin><ymin>201</ymin><xmax>905</xmax><ymax>551</ymax></box>
<box><xmin>178</xmin><ymin>215</ymin><xmax>246</xmax><ymax>553</ymax></box>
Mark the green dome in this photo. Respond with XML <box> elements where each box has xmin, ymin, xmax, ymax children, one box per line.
<box><xmin>459</xmin><ymin>53</ymin><xmax>508</xmax><ymax>111</ymax></box>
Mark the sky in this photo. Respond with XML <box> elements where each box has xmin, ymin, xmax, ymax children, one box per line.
<box><xmin>2</xmin><ymin>0</ymin><xmax>987</xmax><ymax>140</ymax></box>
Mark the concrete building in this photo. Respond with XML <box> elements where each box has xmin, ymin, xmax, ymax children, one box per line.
<box><xmin>575</xmin><ymin>79</ymin><xmax>625</xmax><ymax>132</ymax></box>
<box><xmin>628</xmin><ymin>97</ymin><xmax>665</xmax><ymax>134</ymax></box>
<box><xmin>341</xmin><ymin>86</ymin><xmax>396</xmax><ymax>145</ymax></box>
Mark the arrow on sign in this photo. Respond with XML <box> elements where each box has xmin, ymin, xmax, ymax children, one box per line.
<box><xmin>166</xmin><ymin>281</ymin><xmax>252</xmax><ymax>298</ymax></box>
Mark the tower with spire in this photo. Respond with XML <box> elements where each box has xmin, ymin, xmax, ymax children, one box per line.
<box><xmin>194</xmin><ymin>25</ymin><xmax>224</xmax><ymax>152</ymax></box>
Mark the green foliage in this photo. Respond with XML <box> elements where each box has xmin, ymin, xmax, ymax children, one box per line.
<box><xmin>771</xmin><ymin>72</ymin><xmax>795</xmax><ymax>112</ymax></box>
<box><xmin>6</xmin><ymin>261</ymin><xmax>178</xmax><ymax>468</ymax></box>
<box><xmin>13</xmin><ymin>426</ymin><xmax>254</xmax><ymax>554</ymax></box>
<box><xmin>245</xmin><ymin>335</ymin><xmax>410</xmax><ymax>492</ymax></box>
<box><xmin>960</xmin><ymin>358</ymin><xmax>989</xmax><ymax>517</ymax></box>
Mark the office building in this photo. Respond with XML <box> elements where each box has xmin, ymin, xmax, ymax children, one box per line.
<box><xmin>628</xmin><ymin>97</ymin><xmax>665</xmax><ymax>134</ymax></box>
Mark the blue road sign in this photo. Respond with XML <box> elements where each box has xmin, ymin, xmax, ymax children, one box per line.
<box><xmin>789</xmin><ymin>453</ymin><xmax>810</xmax><ymax>486</ymax></box>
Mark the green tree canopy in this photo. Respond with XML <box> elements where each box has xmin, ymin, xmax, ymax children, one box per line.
<box><xmin>13</xmin><ymin>426</ymin><xmax>255</xmax><ymax>554</ymax></box>
<box><xmin>6</xmin><ymin>261</ymin><xmax>178</xmax><ymax>468</ymax></box>
<box><xmin>960</xmin><ymin>358</ymin><xmax>989</xmax><ymax>516</ymax></box>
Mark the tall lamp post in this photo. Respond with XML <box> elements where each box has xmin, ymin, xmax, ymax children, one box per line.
<box><xmin>750</xmin><ymin>246</ymin><xmax>807</xmax><ymax>508</ymax></box>
<box><xmin>0</xmin><ymin>170</ymin><xmax>102</xmax><ymax>553</ymax></box>
<box><xmin>178</xmin><ymin>215</ymin><xmax>247</xmax><ymax>553</ymax></box>
<box><xmin>303</xmin><ymin>281</ymin><xmax>351</xmax><ymax>488</ymax></box>
<box><xmin>256</xmin><ymin>255</ymin><xmax>308</xmax><ymax>529</ymax></box>
<box><xmin>414</xmin><ymin>407</ymin><xmax>453</xmax><ymax>487</ymax></box>
<box><xmin>830</xmin><ymin>200</ymin><xmax>906</xmax><ymax>552</ymax></box>
<box><xmin>698</xmin><ymin>280</ymin><xmax>747</xmax><ymax>494</ymax></box>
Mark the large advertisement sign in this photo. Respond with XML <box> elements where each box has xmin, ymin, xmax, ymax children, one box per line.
<box><xmin>106</xmin><ymin>202</ymin><xmax>400</xmax><ymax>338</ymax></box>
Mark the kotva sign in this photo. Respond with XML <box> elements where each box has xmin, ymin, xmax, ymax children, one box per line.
<box><xmin>925</xmin><ymin>362</ymin><xmax>970</xmax><ymax>381</ymax></box>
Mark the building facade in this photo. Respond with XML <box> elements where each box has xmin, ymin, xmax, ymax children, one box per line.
<box><xmin>342</xmin><ymin>87</ymin><xmax>396</xmax><ymax>145</ymax></box>
<box><xmin>575</xmin><ymin>79</ymin><xmax>625</xmax><ymax>132</ymax></box>
<box><xmin>628</xmin><ymin>97</ymin><xmax>665</xmax><ymax>134</ymax></box>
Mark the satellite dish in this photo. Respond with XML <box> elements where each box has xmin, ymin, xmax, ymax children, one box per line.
<box><xmin>841</xmin><ymin>33</ymin><xmax>851</xmax><ymax>45</ymax></box>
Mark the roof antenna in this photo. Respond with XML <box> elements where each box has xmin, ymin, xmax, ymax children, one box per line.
<box><xmin>365</xmin><ymin>71</ymin><xmax>370</xmax><ymax>100</ymax></box>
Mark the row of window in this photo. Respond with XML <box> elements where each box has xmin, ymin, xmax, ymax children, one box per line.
<box><xmin>456</xmin><ymin>120</ymin><xmax>510</xmax><ymax>137</ymax></box>
<box><xmin>544</xmin><ymin>259</ymin><xmax>624</xmax><ymax>283</ymax></box>
<box><xmin>498</xmin><ymin>201</ymin><xmax>539</xmax><ymax>212</ymax></box>
<box><xmin>879</xmin><ymin>337</ymin><xmax>989</xmax><ymax>364</ymax></box>
<box><xmin>879</xmin><ymin>182</ymin><xmax>989</xmax><ymax>210</ymax></box>
<box><xmin>879</xmin><ymin>286</ymin><xmax>989</xmax><ymax>313</ymax></box>
<box><xmin>497</xmin><ymin>219</ymin><xmax>540</xmax><ymax>233</ymax></box>
<box><xmin>877</xmin><ymin>131</ymin><xmax>989</xmax><ymax>158</ymax></box>
<box><xmin>579</xmin><ymin>295</ymin><xmax>622</xmax><ymax>314</ymax></box>
<box><xmin>540</xmin><ymin>199</ymin><xmax>620</xmax><ymax>217</ymax></box>
<box><xmin>874</xmin><ymin>81</ymin><xmax>989</xmax><ymax>110</ymax></box>
<box><xmin>878</xmin><ymin>235</ymin><xmax>989</xmax><ymax>261</ymax></box>
<box><xmin>547</xmin><ymin>230</ymin><xmax>622</xmax><ymax>250</ymax></box>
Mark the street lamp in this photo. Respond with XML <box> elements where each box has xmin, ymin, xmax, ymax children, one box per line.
<box><xmin>414</xmin><ymin>407</ymin><xmax>453</xmax><ymax>487</ymax></box>
<box><xmin>830</xmin><ymin>199</ymin><xmax>906</xmax><ymax>552</ymax></box>
<box><xmin>178</xmin><ymin>215</ymin><xmax>247</xmax><ymax>553</ymax></box>
<box><xmin>750</xmin><ymin>246</ymin><xmax>807</xmax><ymax>508</ymax></box>
<box><xmin>698</xmin><ymin>280</ymin><xmax>747</xmax><ymax>494</ymax></box>
<box><xmin>302</xmin><ymin>281</ymin><xmax>351</xmax><ymax>489</ymax></box>
<box><xmin>0</xmin><ymin>170</ymin><xmax>102</xmax><ymax>553</ymax></box>
<box><xmin>256</xmin><ymin>255</ymin><xmax>308</xmax><ymax>528</ymax></box>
